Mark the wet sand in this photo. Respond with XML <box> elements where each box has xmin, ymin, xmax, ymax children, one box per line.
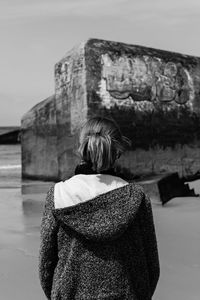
<box><xmin>0</xmin><ymin>182</ymin><xmax>53</xmax><ymax>300</ymax></box>
<box><xmin>0</xmin><ymin>181</ymin><xmax>199</xmax><ymax>300</ymax></box>
<box><xmin>153</xmin><ymin>196</ymin><xmax>200</xmax><ymax>300</ymax></box>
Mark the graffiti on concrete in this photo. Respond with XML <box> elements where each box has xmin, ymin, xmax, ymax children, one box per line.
<box><xmin>101</xmin><ymin>54</ymin><xmax>194</xmax><ymax>107</ymax></box>
<box><xmin>55</xmin><ymin>62</ymin><xmax>71</xmax><ymax>94</ymax></box>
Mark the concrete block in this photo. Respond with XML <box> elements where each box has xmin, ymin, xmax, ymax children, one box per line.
<box><xmin>21</xmin><ymin>38</ymin><xmax>200</xmax><ymax>181</ymax></box>
<box><xmin>21</xmin><ymin>95</ymin><xmax>58</xmax><ymax>181</ymax></box>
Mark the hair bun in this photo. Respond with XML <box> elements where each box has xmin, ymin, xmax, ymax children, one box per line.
<box><xmin>88</xmin><ymin>132</ymin><xmax>101</xmax><ymax>137</ymax></box>
<box><xmin>78</xmin><ymin>116</ymin><xmax>130</xmax><ymax>173</ymax></box>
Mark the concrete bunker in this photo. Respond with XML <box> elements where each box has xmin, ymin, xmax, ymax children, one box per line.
<box><xmin>21</xmin><ymin>38</ymin><xmax>200</xmax><ymax>182</ymax></box>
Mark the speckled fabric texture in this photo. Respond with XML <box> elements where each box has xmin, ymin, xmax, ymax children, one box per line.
<box><xmin>39</xmin><ymin>182</ymin><xmax>160</xmax><ymax>300</ymax></box>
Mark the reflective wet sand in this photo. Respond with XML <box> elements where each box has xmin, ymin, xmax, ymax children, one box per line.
<box><xmin>0</xmin><ymin>180</ymin><xmax>199</xmax><ymax>300</ymax></box>
<box><xmin>153</xmin><ymin>195</ymin><xmax>200</xmax><ymax>300</ymax></box>
<box><xmin>0</xmin><ymin>182</ymin><xmax>52</xmax><ymax>300</ymax></box>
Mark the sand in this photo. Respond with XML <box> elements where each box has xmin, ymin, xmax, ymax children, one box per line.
<box><xmin>152</xmin><ymin>196</ymin><xmax>200</xmax><ymax>300</ymax></box>
<box><xmin>0</xmin><ymin>181</ymin><xmax>199</xmax><ymax>300</ymax></box>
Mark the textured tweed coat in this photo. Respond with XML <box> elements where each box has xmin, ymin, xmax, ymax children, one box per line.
<box><xmin>39</xmin><ymin>180</ymin><xmax>160</xmax><ymax>300</ymax></box>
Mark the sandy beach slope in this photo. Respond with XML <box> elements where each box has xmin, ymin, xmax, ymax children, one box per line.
<box><xmin>0</xmin><ymin>182</ymin><xmax>199</xmax><ymax>300</ymax></box>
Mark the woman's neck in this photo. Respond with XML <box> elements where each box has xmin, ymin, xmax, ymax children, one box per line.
<box><xmin>75</xmin><ymin>161</ymin><xmax>116</xmax><ymax>176</ymax></box>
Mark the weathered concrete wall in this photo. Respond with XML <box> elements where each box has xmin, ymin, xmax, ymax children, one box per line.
<box><xmin>21</xmin><ymin>95</ymin><xmax>58</xmax><ymax>180</ymax></box>
<box><xmin>21</xmin><ymin>38</ymin><xmax>200</xmax><ymax>180</ymax></box>
<box><xmin>55</xmin><ymin>39</ymin><xmax>200</xmax><ymax>180</ymax></box>
<box><xmin>55</xmin><ymin>43</ymin><xmax>87</xmax><ymax>179</ymax></box>
<box><xmin>118</xmin><ymin>146</ymin><xmax>200</xmax><ymax>178</ymax></box>
<box><xmin>84</xmin><ymin>39</ymin><xmax>200</xmax><ymax>146</ymax></box>
<box><xmin>83</xmin><ymin>39</ymin><xmax>200</xmax><ymax>178</ymax></box>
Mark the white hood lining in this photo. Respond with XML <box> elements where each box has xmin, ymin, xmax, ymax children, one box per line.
<box><xmin>54</xmin><ymin>174</ymin><xmax>128</xmax><ymax>209</ymax></box>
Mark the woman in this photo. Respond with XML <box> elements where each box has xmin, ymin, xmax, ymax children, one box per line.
<box><xmin>39</xmin><ymin>116</ymin><xmax>160</xmax><ymax>300</ymax></box>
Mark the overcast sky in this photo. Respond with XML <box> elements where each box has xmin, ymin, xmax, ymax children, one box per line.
<box><xmin>1</xmin><ymin>0</ymin><xmax>200</xmax><ymax>125</ymax></box>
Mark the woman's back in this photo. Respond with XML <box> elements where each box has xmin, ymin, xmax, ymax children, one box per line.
<box><xmin>39</xmin><ymin>177</ymin><xmax>159</xmax><ymax>300</ymax></box>
<box><xmin>39</xmin><ymin>116</ymin><xmax>160</xmax><ymax>299</ymax></box>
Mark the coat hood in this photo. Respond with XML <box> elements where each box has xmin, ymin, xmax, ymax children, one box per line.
<box><xmin>53</xmin><ymin>183</ymin><xmax>144</xmax><ymax>242</ymax></box>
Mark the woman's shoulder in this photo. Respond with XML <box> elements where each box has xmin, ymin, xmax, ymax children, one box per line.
<box><xmin>127</xmin><ymin>181</ymin><xmax>145</xmax><ymax>194</ymax></box>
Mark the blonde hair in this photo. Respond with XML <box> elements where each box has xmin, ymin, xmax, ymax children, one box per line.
<box><xmin>78</xmin><ymin>116</ymin><xmax>130</xmax><ymax>173</ymax></box>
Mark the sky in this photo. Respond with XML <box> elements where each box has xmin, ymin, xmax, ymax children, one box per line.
<box><xmin>1</xmin><ymin>0</ymin><xmax>200</xmax><ymax>125</ymax></box>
